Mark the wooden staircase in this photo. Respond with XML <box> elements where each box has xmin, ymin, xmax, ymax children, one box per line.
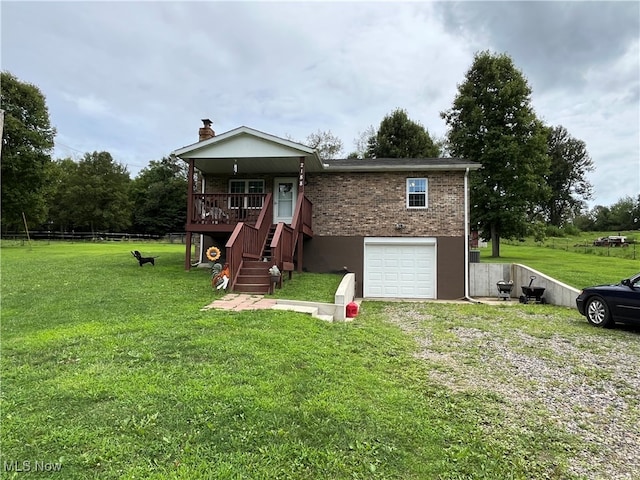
<box><xmin>233</xmin><ymin>225</ymin><xmax>277</xmax><ymax>294</ymax></box>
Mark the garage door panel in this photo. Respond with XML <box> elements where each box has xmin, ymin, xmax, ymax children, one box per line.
<box><xmin>364</xmin><ymin>240</ymin><xmax>436</xmax><ymax>298</ymax></box>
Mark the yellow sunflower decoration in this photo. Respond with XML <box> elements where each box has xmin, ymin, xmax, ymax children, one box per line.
<box><xmin>206</xmin><ymin>246</ymin><xmax>221</xmax><ymax>262</ymax></box>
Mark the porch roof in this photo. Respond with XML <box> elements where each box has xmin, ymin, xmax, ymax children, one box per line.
<box><xmin>172</xmin><ymin>126</ymin><xmax>324</xmax><ymax>174</ymax></box>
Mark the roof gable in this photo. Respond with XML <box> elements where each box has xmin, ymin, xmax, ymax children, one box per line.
<box><xmin>173</xmin><ymin>126</ymin><xmax>317</xmax><ymax>159</ymax></box>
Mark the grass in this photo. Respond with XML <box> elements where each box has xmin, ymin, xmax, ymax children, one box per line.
<box><xmin>271</xmin><ymin>272</ymin><xmax>344</xmax><ymax>303</ymax></box>
<box><xmin>479</xmin><ymin>239</ymin><xmax>640</xmax><ymax>288</ymax></box>
<box><xmin>0</xmin><ymin>240</ymin><xmax>636</xmax><ymax>479</ymax></box>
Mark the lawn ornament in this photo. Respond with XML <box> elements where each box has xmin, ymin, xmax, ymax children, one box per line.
<box><xmin>131</xmin><ymin>250</ymin><xmax>158</xmax><ymax>266</ymax></box>
<box><xmin>212</xmin><ymin>262</ymin><xmax>230</xmax><ymax>290</ymax></box>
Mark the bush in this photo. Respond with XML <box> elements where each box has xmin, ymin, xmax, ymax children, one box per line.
<box><xmin>545</xmin><ymin>225</ymin><xmax>565</xmax><ymax>238</ymax></box>
<box><xmin>562</xmin><ymin>223</ymin><xmax>581</xmax><ymax>236</ymax></box>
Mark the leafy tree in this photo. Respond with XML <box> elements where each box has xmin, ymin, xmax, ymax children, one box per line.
<box><xmin>130</xmin><ymin>156</ymin><xmax>187</xmax><ymax>235</ymax></box>
<box><xmin>608</xmin><ymin>196</ymin><xmax>637</xmax><ymax>231</ymax></box>
<box><xmin>441</xmin><ymin>51</ymin><xmax>550</xmax><ymax>257</ymax></box>
<box><xmin>543</xmin><ymin>125</ymin><xmax>594</xmax><ymax>226</ymax></box>
<box><xmin>305</xmin><ymin>129</ymin><xmax>344</xmax><ymax>159</ymax></box>
<box><xmin>366</xmin><ymin>108</ymin><xmax>439</xmax><ymax>158</ymax></box>
<box><xmin>48</xmin><ymin>152</ymin><xmax>132</xmax><ymax>232</ymax></box>
<box><xmin>1</xmin><ymin>71</ymin><xmax>56</xmax><ymax>231</ymax></box>
<box><xmin>47</xmin><ymin>158</ymin><xmax>80</xmax><ymax>231</ymax></box>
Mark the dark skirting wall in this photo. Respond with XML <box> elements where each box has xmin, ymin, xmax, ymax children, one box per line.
<box><xmin>303</xmin><ymin>235</ymin><xmax>466</xmax><ymax>300</ymax></box>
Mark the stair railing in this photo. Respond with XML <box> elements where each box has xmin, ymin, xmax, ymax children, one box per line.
<box><xmin>271</xmin><ymin>194</ymin><xmax>313</xmax><ymax>275</ymax></box>
<box><xmin>225</xmin><ymin>193</ymin><xmax>273</xmax><ymax>290</ymax></box>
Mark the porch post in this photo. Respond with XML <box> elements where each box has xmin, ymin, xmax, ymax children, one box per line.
<box><xmin>298</xmin><ymin>156</ymin><xmax>305</xmax><ymax>194</ymax></box>
<box><xmin>185</xmin><ymin>232</ymin><xmax>192</xmax><ymax>270</ymax></box>
<box><xmin>185</xmin><ymin>159</ymin><xmax>195</xmax><ymax>270</ymax></box>
<box><xmin>297</xmin><ymin>156</ymin><xmax>304</xmax><ymax>272</ymax></box>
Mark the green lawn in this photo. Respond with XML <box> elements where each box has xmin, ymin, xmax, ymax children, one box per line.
<box><xmin>0</xmin><ymin>241</ymin><xmax>634</xmax><ymax>479</ymax></box>
<box><xmin>479</xmin><ymin>240</ymin><xmax>640</xmax><ymax>288</ymax></box>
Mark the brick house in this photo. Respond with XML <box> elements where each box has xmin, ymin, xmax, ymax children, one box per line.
<box><xmin>172</xmin><ymin>121</ymin><xmax>481</xmax><ymax>299</ymax></box>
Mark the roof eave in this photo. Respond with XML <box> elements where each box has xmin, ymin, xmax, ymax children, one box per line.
<box><xmin>321</xmin><ymin>163</ymin><xmax>482</xmax><ymax>172</ymax></box>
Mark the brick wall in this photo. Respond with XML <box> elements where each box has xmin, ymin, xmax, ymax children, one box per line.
<box><xmin>202</xmin><ymin>170</ymin><xmax>467</xmax><ymax>237</ymax></box>
<box><xmin>305</xmin><ymin>171</ymin><xmax>466</xmax><ymax>237</ymax></box>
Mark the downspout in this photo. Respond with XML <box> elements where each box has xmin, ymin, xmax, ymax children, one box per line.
<box><xmin>464</xmin><ymin>167</ymin><xmax>480</xmax><ymax>303</ymax></box>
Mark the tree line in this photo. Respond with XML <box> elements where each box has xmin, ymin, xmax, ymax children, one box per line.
<box><xmin>2</xmin><ymin>56</ymin><xmax>637</xmax><ymax>254</ymax></box>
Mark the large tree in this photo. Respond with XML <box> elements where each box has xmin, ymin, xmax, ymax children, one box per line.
<box><xmin>367</xmin><ymin>108</ymin><xmax>439</xmax><ymax>158</ymax></box>
<box><xmin>543</xmin><ymin>125</ymin><xmax>594</xmax><ymax>226</ymax></box>
<box><xmin>441</xmin><ymin>51</ymin><xmax>550</xmax><ymax>257</ymax></box>
<box><xmin>130</xmin><ymin>156</ymin><xmax>187</xmax><ymax>235</ymax></box>
<box><xmin>48</xmin><ymin>151</ymin><xmax>132</xmax><ymax>232</ymax></box>
<box><xmin>1</xmin><ymin>71</ymin><xmax>56</xmax><ymax>231</ymax></box>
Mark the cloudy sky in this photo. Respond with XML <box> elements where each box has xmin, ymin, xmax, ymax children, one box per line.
<box><xmin>2</xmin><ymin>1</ymin><xmax>638</xmax><ymax>208</ymax></box>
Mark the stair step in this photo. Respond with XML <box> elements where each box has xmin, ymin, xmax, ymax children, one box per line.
<box><xmin>237</xmin><ymin>274</ymin><xmax>269</xmax><ymax>283</ymax></box>
<box><xmin>234</xmin><ymin>284</ymin><xmax>270</xmax><ymax>294</ymax></box>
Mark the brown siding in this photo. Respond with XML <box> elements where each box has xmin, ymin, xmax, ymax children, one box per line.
<box><xmin>305</xmin><ymin>171</ymin><xmax>465</xmax><ymax>237</ymax></box>
<box><xmin>436</xmin><ymin>236</ymin><xmax>466</xmax><ymax>299</ymax></box>
<box><xmin>304</xmin><ymin>235</ymin><xmax>466</xmax><ymax>300</ymax></box>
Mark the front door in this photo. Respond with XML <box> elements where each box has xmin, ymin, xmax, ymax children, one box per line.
<box><xmin>273</xmin><ymin>177</ymin><xmax>298</xmax><ymax>224</ymax></box>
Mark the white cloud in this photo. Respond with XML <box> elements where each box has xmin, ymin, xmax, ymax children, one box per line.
<box><xmin>2</xmin><ymin>1</ymin><xmax>638</xmax><ymax>208</ymax></box>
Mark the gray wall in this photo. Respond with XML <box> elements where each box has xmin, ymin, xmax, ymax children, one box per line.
<box><xmin>470</xmin><ymin>263</ymin><xmax>581</xmax><ymax>309</ymax></box>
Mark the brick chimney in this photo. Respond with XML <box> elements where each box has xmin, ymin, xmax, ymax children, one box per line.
<box><xmin>199</xmin><ymin>118</ymin><xmax>215</xmax><ymax>142</ymax></box>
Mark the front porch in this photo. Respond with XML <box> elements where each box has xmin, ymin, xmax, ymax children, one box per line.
<box><xmin>184</xmin><ymin>190</ymin><xmax>314</xmax><ymax>294</ymax></box>
<box><xmin>173</xmin><ymin>124</ymin><xmax>324</xmax><ymax>293</ymax></box>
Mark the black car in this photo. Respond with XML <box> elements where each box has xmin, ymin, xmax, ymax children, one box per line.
<box><xmin>576</xmin><ymin>272</ymin><xmax>640</xmax><ymax>327</ymax></box>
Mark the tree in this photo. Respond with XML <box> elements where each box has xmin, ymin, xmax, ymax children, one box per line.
<box><xmin>348</xmin><ymin>125</ymin><xmax>376</xmax><ymax>159</ymax></box>
<box><xmin>48</xmin><ymin>152</ymin><xmax>133</xmax><ymax>232</ymax></box>
<box><xmin>608</xmin><ymin>196</ymin><xmax>637</xmax><ymax>231</ymax></box>
<box><xmin>441</xmin><ymin>51</ymin><xmax>550</xmax><ymax>257</ymax></box>
<box><xmin>47</xmin><ymin>158</ymin><xmax>80</xmax><ymax>231</ymax></box>
<box><xmin>366</xmin><ymin>108</ymin><xmax>439</xmax><ymax>158</ymax></box>
<box><xmin>543</xmin><ymin>125</ymin><xmax>594</xmax><ymax>226</ymax></box>
<box><xmin>1</xmin><ymin>71</ymin><xmax>56</xmax><ymax>231</ymax></box>
<box><xmin>130</xmin><ymin>156</ymin><xmax>188</xmax><ymax>235</ymax></box>
<box><xmin>305</xmin><ymin>129</ymin><xmax>344</xmax><ymax>160</ymax></box>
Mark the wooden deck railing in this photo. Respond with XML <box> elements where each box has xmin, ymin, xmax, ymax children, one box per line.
<box><xmin>225</xmin><ymin>194</ymin><xmax>273</xmax><ymax>290</ymax></box>
<box><xmin>270</xmin><ymin>223</ymin><xmax>295</xmax><ymax>273</ymax></box>
<box><xmin>271</xmin><ymin>194</ymin><xmax>313</xmax><ymax>275</ymax></box>
<box><xmin>222</xmin><ymin>192</ymin><xmax>312</xmax><ymax>290</ymax></box>
<box><xmin>190</xmin><ymin>193</ymin><xmax>267</xmax><ymax>225</ymax></box>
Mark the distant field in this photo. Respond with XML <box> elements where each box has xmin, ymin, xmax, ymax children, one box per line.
<box><xmin>479</xmin><ymin>231</ymin><xmax>640</xmax><ymax>288</ymax></box>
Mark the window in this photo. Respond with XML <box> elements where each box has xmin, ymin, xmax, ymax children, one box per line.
<box><xmin>229</xmin><ymin>179</ymin><xmax>265</xmax><ymax>209</ymax></box>
<box><xmin>406</xmin><ymin>178</ymin><xmax>428</xmax><ymax>208</ymax></box>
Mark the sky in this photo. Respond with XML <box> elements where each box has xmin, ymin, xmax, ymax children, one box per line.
<box><xmin>2</xmin><ymin>1</ymin><xmax>639</xmax><ymax>209</ymax></box>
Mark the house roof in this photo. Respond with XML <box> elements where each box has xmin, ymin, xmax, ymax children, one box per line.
<box><xmin>321</xmin><ymin>157</ymin><xmax>481</xmax><ymax>172</ymax></box>
<box><xmin>172</xmin><ymin>126</ymin><xmax>325</xmax><ymax>174</ymax></box>
<box><xmin>172</xmin><ymin>125</ymin><xmax>481</xmax><ymax>174</ymax></box>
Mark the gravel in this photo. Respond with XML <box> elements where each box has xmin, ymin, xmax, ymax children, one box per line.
<box><xmin>384</xmin><ymin>304</ymin><xmax>640</xmax><ymax>480</ymax></box>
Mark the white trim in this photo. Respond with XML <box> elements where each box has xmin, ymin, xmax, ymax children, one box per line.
<box><xmin>364</xmin><ymin>237</ymin><xmax>437</xmax><ymax>246</ymax></box>
<box><xmin>228</xmin><ymin>178</ymin><xmax>265</xmax><ymax>209</ymax></box>
<box><xmin>363</xmin><ymin>237</ymin><xmax>437</xmax><ymax>299</ymax></box>
<box><xmin>273</xmin><ymin>177</ymin><xmax>298</xmax><ymax>224</ymax></box>
<box><xmin>406</xmin><ymin>177</ymin><xmax>428</xmax><ymax>209</ymax></box>
<box><xmin>173</xmin><ymin>126</ymin><xmax>317</xmax><ymax>157</ymax></box>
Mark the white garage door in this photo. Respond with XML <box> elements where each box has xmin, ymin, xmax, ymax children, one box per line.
<box><xmin>364</xmin><ymin>238</ymin><xmax>436</xmax><ymax>298</ymax></box>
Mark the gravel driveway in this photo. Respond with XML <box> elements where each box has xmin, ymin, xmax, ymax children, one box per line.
<box><xmin>383</xmin><ymin>303</ymin><xmax>640</xmax><ymax>480</ymax></box>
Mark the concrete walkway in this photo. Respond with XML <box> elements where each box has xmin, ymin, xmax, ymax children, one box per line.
<box><xmin>201</xmin><ymin>293</ymin><xmax>518</xmax><ymax>314</ymax></box>
<box><xmin>201</xmin><ymin>293</ymin><xmax>278</xmax><ymax>312</ymax></box>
